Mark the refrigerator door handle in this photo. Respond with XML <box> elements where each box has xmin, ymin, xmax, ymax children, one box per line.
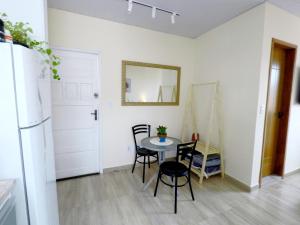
<box><xmin>37</xmin><ymin>86</ymin><xmax>44</xmax><ymax>119</ymax></box>
<box><xmin>42</xmin><ymin>123</ymin><xmax>48</xmax><ymax>169</ymax></box>
<box><xmin>38</xmin><ymin>86</ymin><xmax>42</xmax><ymax>106</ymax></box>
<box><xmin>42</xmin><ymin>123</ymin><xmax>47</xmax><ymax>148</ymax></box>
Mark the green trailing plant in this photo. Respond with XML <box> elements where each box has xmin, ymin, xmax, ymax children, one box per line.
<box><xmin>157</xmin><ymin>125</ymin><xmax>167</xmax><ymax>136</ymax></box>
<box><xmin>0</xmin><ymin>13</ymin><xmax>61</xmax><ymax>80</ymax></box>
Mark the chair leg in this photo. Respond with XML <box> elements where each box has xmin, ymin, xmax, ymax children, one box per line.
<box><xmin>143</xmin><ymin>156</ymin><xmax>146</xmax><ymax>183</ymax></box>
<box><xmin>132</xmin><ymin>154</ymin><xmax>137</xmax><ymax>173</ymax></box>
<box><xmin>157</xmin><ymin>153</ymin><xmax>159</xmax><ymax>165</ymax></box>
<box><xmin>148</xmin><ymin>155</ymin><xmax>151</xmax><ymax>168</ymax></box>
<box><xmin>175</xmin><ymin>177</ymin><xmax>178</xmax><ymax>214</ymax></box>
<box><xmin>188</xmin><ymin>176</ymin><xmax>195</xmax><ymax>201</ymax></box>
<box><xmin>154</xmin><ymin>171</ymin><xmax>160</xmax><ymax>197</ymax></box>
<box><xmin>170</xmin><ymin>176</ymin><xmax>174</xmax><ymax>188</ymax></box>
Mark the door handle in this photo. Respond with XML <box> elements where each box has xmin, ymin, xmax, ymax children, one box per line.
<box><xmin>94</xmin><ymin>93</ymin><xmax>99</xmax><ymax>98</ymax></box>
<box><xmin>91</xmin><ymin>109</ymin><xmax>98</xmax><ymax>121</ymax></box>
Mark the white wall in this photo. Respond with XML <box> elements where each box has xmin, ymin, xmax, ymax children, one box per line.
<box><xmin>251</xmin><ymin>3</ymin><xmax>300</xmax><ymax>186</ymax></box>
<box><xmin>194</xmin><ymin>5</ymin><xmax>266</xmax><ymax>186</ymax></box>
<box><xmin>195</xmin><ymin>2</ymin><xmax>300</xmax><ymax>187</ymax></box>
<box><xmin>0</xmin><ymin>0</ymin><xmax>48</xmax><ymax>41</ymax></box>
<box><xmin>48</xmin><ymin>3</ymin><xmax>300</xmax><ymax>187</ymax></box>
<box><xmin>48</xmin><ymin>8</ymin><xmax>195</xmax><ymax>169</ymax></box>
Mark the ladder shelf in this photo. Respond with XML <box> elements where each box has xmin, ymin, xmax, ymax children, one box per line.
<box><xmin>180</xmin><ymin>159</ymin><xmax>222</xmax><ymax>181</ymax></box>
<box><xmin>180</xmin><ymin>81</ymin><xmax>225</xmax><ymax>184</ymax></box>
<box><xmin>195</xmin><ymin>141</ymin><xmax>219</xmax><ymax>155</ymax></box>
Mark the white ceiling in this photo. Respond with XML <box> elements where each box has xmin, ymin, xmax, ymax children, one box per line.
<box><xmin>48</xmin><ymin>0</ymin><xmax>300</xmax><ymax>38</ymax></box>
<box><xmin>269</xmin><ymin>0</ymin><xmax>300</xmax><ymax>17</ymax></box>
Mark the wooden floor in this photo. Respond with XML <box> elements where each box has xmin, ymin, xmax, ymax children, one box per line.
<box><xmin>57</xmin><ymin>166</ymin><xmax>300</xmax><ymax>225</ymax></box>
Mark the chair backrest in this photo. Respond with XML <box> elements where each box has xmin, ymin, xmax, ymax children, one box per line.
<box><xmin>176</xmin><ymin>141</ymin><xmax>197</xmax><ymax>171</ymax></box>
<box><xmin>132</xmin><ymin>124</ymin><xmax>151</xmax><ymax>149</ymax></box>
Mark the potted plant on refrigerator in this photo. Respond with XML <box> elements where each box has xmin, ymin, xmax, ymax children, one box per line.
<box><xmin>0</xmin><ymin>13</ymin><xmax>61</xmax><ymax>80</ymax></box>
<box><xmin>157</xmin><ymin>125</ymin><xmax>167</xmax><ymax>142</ymax></box>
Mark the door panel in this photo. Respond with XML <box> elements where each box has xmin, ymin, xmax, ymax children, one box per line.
<box><xmin>52</xmin><ymin>49</ymin><xmax>100</xmax><ymax>179</ymax></box>
<box><xmin>262</xmin><ymin>41</ymin><xmax>296</xmax><ymax>178</ymax></box>
<box><xmin>52</xmin><ymin>106</ymin><xmax>96</xmax><ymax>130</ymax></box>
<box><xmin>53</xmin><ymin>129</ymin><xmax>96</xmax><ymax>154</ymax></box>
<box><xmin>262</xmin><ymin>47</ymin><xmax>285</xmax><ymax>177</ymax></box>
<box><xmin>55</xmin><ymin>151</ymin><xmax>99</xmax><ymax>179</ymax></box>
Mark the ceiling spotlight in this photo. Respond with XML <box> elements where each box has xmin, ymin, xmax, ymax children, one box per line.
<box><xmin>171</xmin><ymin>12</ymin><xmax>176</xmax><ymax>24</ymax></box>
<box><xmin>152</xmin><ymin>7</ymin><xmax>156</xmax><ymax>19</ymax></box>
<box><xmin>128</xmin><ymin>0</ymin><xmax>133</xmax><ymax>13</ymax></box>
<box><xmin>125</xmin><ymin>0</ymin><xmax>179</xmax><ymax>24</ymax></box>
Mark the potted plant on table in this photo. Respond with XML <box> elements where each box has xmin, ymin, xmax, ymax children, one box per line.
<box><xmin>157</xmin><ymin>125</ymin><xmax>167</xmax><ymax>142</ymax></box>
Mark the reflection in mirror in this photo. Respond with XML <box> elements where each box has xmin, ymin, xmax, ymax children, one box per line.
<box><xmin>122</xmin><ymin>61</ymin><xmax>180</xmax><ymax>106</ymax></box>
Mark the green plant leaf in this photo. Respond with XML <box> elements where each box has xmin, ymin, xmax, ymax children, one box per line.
<box><xmin>52</xmin><ymin>68</ymin><xmax>58</xmax><ymax>74</ymax></box>
<box><xmin>46</xmin><ymin>48</ymin><xmax>52</xmax><ymax>55</ymax></box>
<box><xmin>2</xmin><ymin>12</ymin><xmax>61</xmax><ymax>80</ymax></box>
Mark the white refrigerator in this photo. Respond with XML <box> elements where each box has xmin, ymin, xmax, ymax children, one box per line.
<box><xmin>0</xmin><ymin>42</ymin><xmax>60</xmax><ymax>225</ymax></box>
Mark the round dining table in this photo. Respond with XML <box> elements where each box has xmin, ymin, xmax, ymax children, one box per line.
<box><xmin>141</xmin><ymin>136</ymin><xmax>181</xmax><ymax>191</ymax></box>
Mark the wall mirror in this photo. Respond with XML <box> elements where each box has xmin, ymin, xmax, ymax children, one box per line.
<box><xmin>122</xmin><ymin>61</ymin><xmax>181</xmax><ymax>106</ymax></box>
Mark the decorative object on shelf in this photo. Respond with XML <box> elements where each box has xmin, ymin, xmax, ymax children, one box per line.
<box><xmin>126</xmin><ymin>0</ymin><xmax>179</xmax><ymax>24</ymax></box>
<box><xmin>192</xmin><ymin>133</ymin><xmax>200</xmax><ymax>141</ymax></box>
<box><xmin>157</xmin><ymin>125</ymin><xmax>167</xmax><ymax>142</ymax></box>
<box><xmin>0</xmin><ymin>13</ymin><xmax>61</xmax><ymax>80</ymax></box>
<box><xmin>191</xmin><ymin>154</ymin><xmax>202</xmax><ymax>169</ymax></box>
<box><xmin>188</xmin><ymin>152</ymin><xmax>221</xmax><ymax>172</ymax></box>
<box><xmin>150</xmin><ymin>137</ymin><xmax>173</xmax><ymax>146</ymax></box>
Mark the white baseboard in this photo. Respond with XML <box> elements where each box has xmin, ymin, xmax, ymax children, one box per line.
<box><xmin>225</xmin><ymin>174</ymin><xmax>258</xmax><ymax>192</ymax></box>
<box><xmin>284</xmin><ymin>168</ymin><xmax>300</xmax><ymax>177</ymax></box>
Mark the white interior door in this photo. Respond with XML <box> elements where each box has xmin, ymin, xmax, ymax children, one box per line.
<box><xmin>52</xmin><ymin>49</ymin><xmax>100</xmax><ymax>179</ymax></box>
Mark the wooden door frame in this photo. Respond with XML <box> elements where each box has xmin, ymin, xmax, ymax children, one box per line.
<box><xmin>51</xmin><ymin>46</ymin><xmax>104</xmax><ymax>174</ymax></box>
<box><xmin>259</xmin><ymin>38</ymin><xmax>297</xmax><ymax>187</ymax></box>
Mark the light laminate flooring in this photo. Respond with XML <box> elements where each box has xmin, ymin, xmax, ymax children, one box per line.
<box><xmin>57</xmin><ymin>166</ymin><xmax>300</xmax><ymax>225</ymax></box>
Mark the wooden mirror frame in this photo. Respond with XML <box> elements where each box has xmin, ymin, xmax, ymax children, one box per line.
<box><xmin>121</xmin><ymin>60</ymin><xmax>181</xmax><ymax>106</ymax></box>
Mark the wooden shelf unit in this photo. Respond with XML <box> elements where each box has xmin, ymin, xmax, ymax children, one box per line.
<box><xmin>181</xmin><ymin>81</ymin><xmax>225</xmax><ymax>184</ymax></box>
<box><xmin>180</xmin><ymin>141</ymin><xmax>222</xmax><ymax>183</ymax></box>
<box><xmin>195</xmin><ymin>141</ymin><xmax>220</xmax><ymax>155</ymax></box>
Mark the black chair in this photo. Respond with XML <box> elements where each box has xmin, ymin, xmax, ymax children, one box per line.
<box><xmin>132</xmin><ymin>124</ymin><xmax>159</xmax><ymax>183</ymax></box>
<box><xmin>154</xmin><ymin>141</ymin><xmax>197</xmax><ymax>214</ymax></box>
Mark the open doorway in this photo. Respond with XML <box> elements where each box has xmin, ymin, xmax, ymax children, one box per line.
<box><xmin>260</xmin><ymin>39</ymin><xmax>297</xmax><ymax>186</ymax></box>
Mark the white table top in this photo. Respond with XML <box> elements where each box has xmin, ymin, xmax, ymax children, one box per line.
<box><xmin>141</xmin><ymin>136</ymin><xmax>181</xmax><ymax>152</ymax></box>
